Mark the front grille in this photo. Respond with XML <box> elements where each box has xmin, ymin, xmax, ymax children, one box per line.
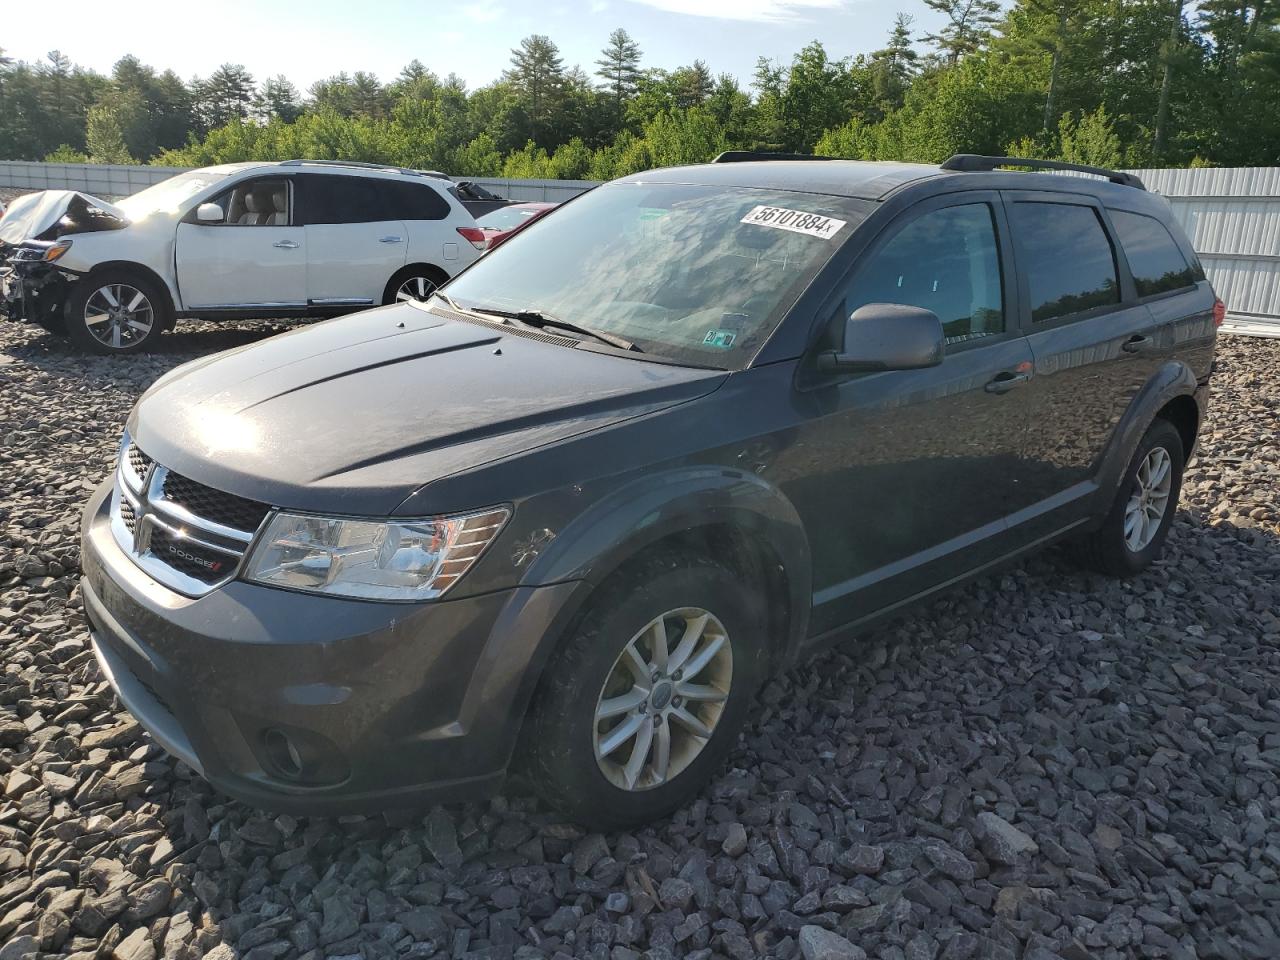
<box><xmin>147</xmin><ymin>526</ymin><xmax>235</xmax><ymax>585</ymax></box>
<box><xmin>120</xmin><ymin>500</ymin><xmax>137</xmax><ymax>533</ymax></box>
<box><xmin>126</xmin><ymin>443</ymin><xmax>152</xmax><ymax>482</ymax></box>
<box><xmin>109</xmin><ymin>441</ymin><xmax>273</xmax><ymax>597</ymax></box>
<box><xmin>161</xmin><ymin>471</ymin><xmax>270</xmax><ymax>533</ymax></box>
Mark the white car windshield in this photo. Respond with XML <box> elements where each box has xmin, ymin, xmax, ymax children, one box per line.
<box><xmin>443</xmin><ymin>182</ymin><xmax>871</xmax><ymax>369</ymax></box>
<box><xmin>116</xmin><ymin>171</ymin><xmax>230</xmax><ymax>218</ymax></box>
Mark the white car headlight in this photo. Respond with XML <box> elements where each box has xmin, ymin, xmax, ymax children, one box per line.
<box><xmin>245</xmin><ymin>508</ymin><xmax>509</xmax><ymax>601</ymax></box>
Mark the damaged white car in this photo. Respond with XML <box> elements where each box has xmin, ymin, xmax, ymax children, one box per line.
<box><xmin>0</xmin><ymin>160</ymin><xmax>487</xmax><ymax>354</ymax></box>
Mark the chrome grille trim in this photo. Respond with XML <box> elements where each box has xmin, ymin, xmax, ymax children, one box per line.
<box><xmin>109</xmin><ymin>437</ymin><xmax>271</xmax><ymax>598</ymax></box>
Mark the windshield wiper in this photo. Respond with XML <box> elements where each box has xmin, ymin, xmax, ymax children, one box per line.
<box><xmin>461</xmin><ymin>304</ymin><xmax>641</xmax><ymax>352</ymax></box>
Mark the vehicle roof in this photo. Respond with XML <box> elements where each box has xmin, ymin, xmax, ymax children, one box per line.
<box><xmin>195</xmin><ymin>160</ymin><xmax>446</xmax><ymax>186</ymax></box>
<box><xmin>615</xmin><ymin>159</ymin><xmax>1161</xmax><ymax>207</ymax></box>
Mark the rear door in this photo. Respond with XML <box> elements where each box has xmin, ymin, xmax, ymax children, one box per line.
<box><xmin>1004</xmin><ymin>192</ymin><xmax>1168</xmax><ymax>539</ymax></box>
<box><xmin>788</xmin><ymin>192</ymin><xmax>1040</xmax><ymax>634</ymax></box>
<box><xmin>174</xmin><ymin>176</ymin><xmax>306</xmax><ymax>310</ymax></box>
<box><xmin>296</xmin><ymin>174</ymin><xmax>407</xmax><ymax>307</ymax></box>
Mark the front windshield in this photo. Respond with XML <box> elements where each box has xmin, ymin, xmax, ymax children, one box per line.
<box><xmin>116</xmin><ymin>170</ymin><xmax>230</xmax><ymax>218</ymax></box>
<box><xmin>444</xmin><ymin>182</ymin><xmax>870</xmax><ymax>368</ymax></box>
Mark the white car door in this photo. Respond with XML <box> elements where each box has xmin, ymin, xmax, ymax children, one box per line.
<box><xmin>175</xmin><ymin>176</ymin><xmax>306</xmax><ymax>310</ymax></box>
<box><xmin>297</xmin><ymin>174</ymin><xmax>407</xmax><ymax>307</ymax></box>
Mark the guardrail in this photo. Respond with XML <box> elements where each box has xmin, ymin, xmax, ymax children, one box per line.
<box><xmin>1</xmin><ymin>160</ymin><xmax>1274</xmax><ymax>334</ymax></box>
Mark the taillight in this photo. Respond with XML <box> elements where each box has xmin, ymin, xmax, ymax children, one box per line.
<box><xmin>456</xmin><ymin>227</ymin><xmax>487</xmax><ymax>251</ymax></box>
<box><xmin>1212</xmin><ymin>298</ymin><xmax>1226</xmax><ymax>326</ymax></box>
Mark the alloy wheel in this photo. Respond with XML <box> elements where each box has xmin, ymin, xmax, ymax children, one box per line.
<box><xmin>396</xmin><ymin>275</ymin><xmax>438</xmax><ymax>303</ymax></box>
<box><xmin>84</xmin><ymin>283</ymin><xmax>154</xmax><ymax>350</ymax></box>
<box><xmin>593</xmin><ymin>607</ymin><xmax>733</xmax><ymax>791</ymax></box>
<box><xmin>1124</xmin><ymin>445</ymin><xmax>1173</xmax><ymax>552</ymax></box>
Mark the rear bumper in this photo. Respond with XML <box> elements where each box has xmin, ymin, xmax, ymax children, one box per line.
<box><xmin>80</xmin><ymin>479</ymin><xmax>578</xmax><ymax>814</ymax></box>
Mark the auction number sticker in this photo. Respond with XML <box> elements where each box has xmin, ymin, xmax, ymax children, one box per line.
<box><xmin>741</xmin><ymin>205</ymin><xmax>847</xmax><ymax>240</ymax></box>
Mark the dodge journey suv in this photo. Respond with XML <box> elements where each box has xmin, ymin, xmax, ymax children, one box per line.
<box><xmin>80</xmin><ymin>154</ymin><xmax>1218</xmax><ymax>827</ymax></box>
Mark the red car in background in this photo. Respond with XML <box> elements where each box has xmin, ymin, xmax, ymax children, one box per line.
<box><xmin>476</xmin><ymin>202</ymin><xmax>557</xmax><ymax>251</ymax></box>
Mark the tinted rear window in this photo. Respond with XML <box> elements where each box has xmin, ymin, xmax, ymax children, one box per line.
<box><xmin>1011</xmin><ymin>202</ymin><xmax>1120</xmax><ymax>323</ymax></box>
<box><xmin>1109</xmin><ymin>209</ymin><xmax>1196</xmax><ymax>296</ymax></box>
<box><xmin>299</xmin><ymin>175</ymin><xmax>449</xmax><ymax>224</ymax></box>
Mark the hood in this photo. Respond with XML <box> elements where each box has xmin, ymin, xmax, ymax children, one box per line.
<box><xmin>131</xmin><ymin>303</ymin><xmax>726</xmax><ymax>516</ymax></box>
<box><xmin>0</xmin><ymin>190</ymin><xmax>129</xmax><ymax>246</ymax></box>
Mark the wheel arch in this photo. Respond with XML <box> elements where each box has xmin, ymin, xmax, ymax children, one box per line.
<box><xmin>485</xmin><ymin>468</ymin><xmax>813</xmax><ymax>774</ymax></box>
<box><xmin>80</xmin><ymin>260</ymin><xmax>178</xmax><ymax>329</ymax></box>
<box><xmin>382</xmin><ymin>262</ymin><xmax>450</xmax><ymax>305</ymax></box>
<box><xmin>1096</xmin><ymin>360</ymin><xmax>1200</xmax><ymax>500</ymax></box>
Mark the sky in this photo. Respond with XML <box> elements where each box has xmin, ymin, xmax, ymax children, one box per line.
<box><xmin>5</xmin><ymin>0</ymin><xmax>946</xmax><ymax>93</ymax></box>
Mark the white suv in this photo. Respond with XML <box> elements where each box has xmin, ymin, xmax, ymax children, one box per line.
<box><xmin>0</xmin><ymin>160</ymin><xmax>487</xmax><ymax>354</ymax></box>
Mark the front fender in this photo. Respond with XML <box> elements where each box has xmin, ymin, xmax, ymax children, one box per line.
<box><xmin>522</xmin><ymin>465</ymin><xmax>813</xmax><ymax>660</ymax></box>
<box><xmin>1095</xmin><ymin>360</ymin><xmax>1200</xmax><ymax>500</ymax></box>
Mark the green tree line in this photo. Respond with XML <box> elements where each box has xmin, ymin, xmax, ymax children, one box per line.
<box><xmin>1</xmin><ymin>0</ymin><xmax>1277</xmax><ymax>180</ymax></box>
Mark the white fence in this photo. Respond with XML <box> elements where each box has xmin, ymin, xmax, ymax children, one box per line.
<box><xmin>1</xmin><ymin>160</ymin><xmax>1275</xmax><ymax>333</ymax></box>
<box><xmin>1134</xmin><ymin>167</ymin><xmax>1280</xmax><ymax>335</ymax></box>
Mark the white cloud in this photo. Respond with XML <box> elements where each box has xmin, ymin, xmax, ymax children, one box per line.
<box><xmin>463</xmin><ymin>0</ymin><xmax>505</xmax><ymax>23</ymax></box>
<box><xmin>590</xmin><ymin>0</ymin><xmax>609</xmax><ymax>11</ymax></box>
<box><xmin>624</xmin><ymin>0</ymin><xmax>844</xmax><ymax>22</ymax></box>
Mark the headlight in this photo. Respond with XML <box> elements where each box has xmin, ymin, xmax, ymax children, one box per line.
<box><xmin>43</xmin><ymin>240</ymin><xmax>72</xmax><ymax>262</ymax></box>
<box><xmin>245</xmin><ymin>508</ymin><xmax>509</xmax><ymax>601</ymax></box>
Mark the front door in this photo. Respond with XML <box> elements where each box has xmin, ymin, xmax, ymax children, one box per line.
<box><xmin>785</xmin><ymin>193</ymin><xmax>1039</xmax><ymax>634</ymax></box>
<box><xmin>295</xmin><ymin>173</ymin><xmax>408</xmax><ymax>306</ymax></box>
<box><xmin>175</xmin><ymin>176</ymin><xmax>306</xmax><ymax>310</ymax></box>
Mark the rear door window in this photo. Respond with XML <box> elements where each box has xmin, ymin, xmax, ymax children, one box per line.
<box><xmin>1010</xmin><ymin>201</ymin><xmax>1120</xmax><ymax>323</ymax></box>
<box><xmin>1109</xmin><ymin>209</ymin><xmax>1197</xmax><ymax>296</ymax></box>
<box><xmin>298</xmin><ymin>175</ymin><xmax>386</xmax><ymax>225</ymax></box>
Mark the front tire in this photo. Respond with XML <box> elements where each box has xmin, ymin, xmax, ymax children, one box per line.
<box><xmin>522</xmin><ymin>551</ymin><xmax>767</xmax><ymax>829</ymax></box>
<box><xmin>1076</xmin><ymin>418</ymin><xmax>1184</xmax><ymax>577</ymax></box>
<box><xmin>65</xmin><ymin>272</ymin><xmax>169</xmax><ymax>354</ymax></box>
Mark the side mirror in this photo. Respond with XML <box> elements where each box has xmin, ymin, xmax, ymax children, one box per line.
<box><xmin>196</xmin><ymin>202</ymin><xmax>224</xmax><ymax>223</ymax></box>
<box><xmin>818</xmin><ymin>303</ymin><xmax>945</xmax><ymax>373</ymax></box>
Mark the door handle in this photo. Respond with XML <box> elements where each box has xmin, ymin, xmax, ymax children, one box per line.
<box><xmin>273</xmin><ymin>239</ymin><xmax>300</xmax><ymax>249</ymax></box>
<box><xmin>378</xmin><ymin>236</ymin><xmax>404</xmax><ymax>244</ymax></box>
<box><xmin>984</xmin><ymin>370</ymin><xmax>1031</xmax><ymax>394</ymax></box>
<box><xmin>1122</xmin><ymin>334</ymin><xmax>1154</xmax><ymax>354</ymax></box>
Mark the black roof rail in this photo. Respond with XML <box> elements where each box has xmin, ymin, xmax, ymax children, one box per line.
<box><xmin>940</xmin><ymin>154</ymin><xmax>1145</xmax><ymax>190</ymax></box>
<box><xmin>278</xmin><ymin>158</ymin><xmax>432</xmax><ymax>179</ymax></box>
<box><xmin>712</xmin><ymin>151</ymin><xmax>840</xmax><ymax>163</ymax></box>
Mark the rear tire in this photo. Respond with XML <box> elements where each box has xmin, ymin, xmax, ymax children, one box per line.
<box><xmin>522</xmin><ymin>551</ymin><xmax>767</xmax><ymax>829</ymax></box>
<box><xmin>383</xmin><ymin>266</ymin><xmax>448</xmax><ymax>306</ymax></box>
<box><xmin>65</xmin><ymin>271</ymin><xmax>169</xmax><ymax>354</ymax></box>
<box><xmin>1075</xmin><ymin>418</ymin><xmax>1184</xmax><ymax>577</ymax></box>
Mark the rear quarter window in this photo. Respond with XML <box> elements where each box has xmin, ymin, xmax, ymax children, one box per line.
<box><xmin>383</xmin><ymin>181</ymin><xmax>451</xmax><ymax>221</ymax></box>
<box><xmin>1109</xmin><ymin>209</ymin><xmax>1198</xmax><ymax>296</ymax></box>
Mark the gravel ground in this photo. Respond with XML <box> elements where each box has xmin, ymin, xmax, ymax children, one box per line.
<box><xmin>0</xmin><ymin>320</ymin><xmax>1278</xmax><ymax>960</ymax></box>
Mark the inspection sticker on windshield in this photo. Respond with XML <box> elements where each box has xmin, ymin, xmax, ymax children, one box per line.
<box><xmin>741</xmin><ymin>205</ymin><xmax>847</xmax><ymax>240</ymax></box>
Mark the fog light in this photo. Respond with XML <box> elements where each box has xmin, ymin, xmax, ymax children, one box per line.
<box><xmin>262</xmin><ymin>728</ymin><xmax>304</xmax><ymax>779</ymax></box>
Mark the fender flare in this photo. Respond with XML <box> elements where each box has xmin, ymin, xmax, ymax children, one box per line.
<box><xmin>1094</xmin><ymin>360</ymin><xmax>1200</xmax><ymax>501</ymax></box>
<box><xmin>523</xmin><ymin>464</ymin><xmax>813</xmax><ymax>659</ymax></box>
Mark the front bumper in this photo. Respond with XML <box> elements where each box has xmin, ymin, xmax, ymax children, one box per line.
<box><xmin>80</xmin><ymin>479</ymin><xmax>578</xmax><ymax>814</ymax></box>
<box><xmin>0</xmin><ymin>257</ymin><xmax>71</xmax><ymax>324</ymax></box>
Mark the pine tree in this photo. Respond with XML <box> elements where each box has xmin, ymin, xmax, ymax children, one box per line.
<box><xmin>256</xmin><ymin>75</ymin><xmax>302</xmax><ymax>122</ymax></box>
<box><xmin>595</xmin><ymin>28</ymin><xmax>643</xmax><ymax>120</ymax></box>
<box><xmin>504</xmin><ymin>35</ymin><xmax>566</xmax><ymax>144</ymax></box>
<box><xmin>921</xmin><ymin>0</ymin><xmax>1001</xmax><ymax>63</ymax></box>
<box><xmin>870</xmin><ymin>14</ymin><xmax>920</xmax><ymax>113</ymax></box>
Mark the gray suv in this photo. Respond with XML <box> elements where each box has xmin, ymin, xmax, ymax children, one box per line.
<box><xmin>80</xmin><ymin>154</ymin><xmax>1219</xmax><ymax>827</ymax></box>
